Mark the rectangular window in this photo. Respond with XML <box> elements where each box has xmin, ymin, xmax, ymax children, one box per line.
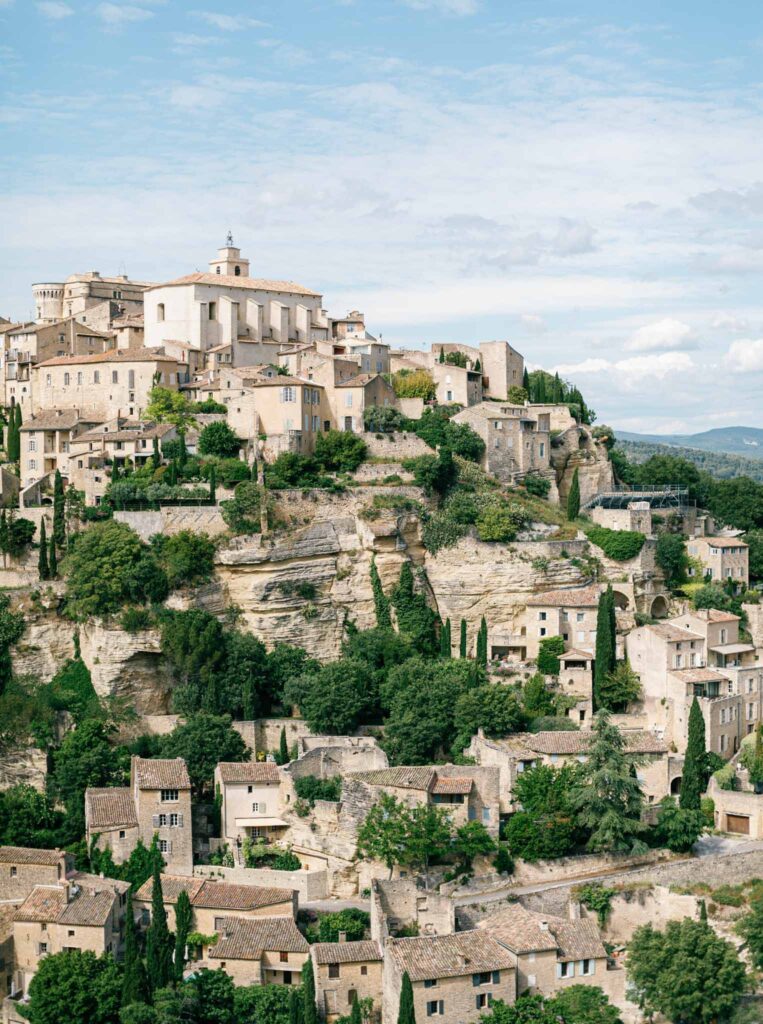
<box><xmin>360</xmin><ymin>966</ymin><xmax>367</xmax><ymax>976</ymax></box>
<box><xmin>252</xmin><ymin>802</ymin><xmax>260</xmax><ymax>813</ymax></box>
<box><xmin>77</xmin><ymin>372</ymin><xmax>83</xmax><ymax>385</ymax></box>
<box><xmin>475</xmin><ymin>994</ymin><xmax>491</xmax><ymax>1010</ymax></box>
<box><xmin>169</xmin><ymin>813</ymin><xmax>179</xmax><ymax>827</ymax></box>
<box><xmin>329</xmin><ymin>963</ymin><xmax>340</xmax><ymax>979</ymax></box>
<box><xmin>280</xmin><ymin>387</ymin><xmax>295</xmax><ymax>403</ymax></box>
<box><xmin>473</xmin><ymin>972</ymin><xmax>492</xmax><ymax>986</ymax></box>
<box><xmin>10</xmin><ymin>866</ymin><xmax>17</xmax><ymax>877</ymax></box>
<box><xmin>94</xmin><ymin>371</ymin><xmax>100</xmax><ymax>384</ymax></box>
<box><xmin>209</xmin><ymin>302</ymin><xmax>216</xmax><ymax>320</ymax></box>
<box><xmin>426</xmin><ymin>1002</ymin><xmax>444</xmax><ymax>1017</ymax></box>
<box><xmin>158</xmin><ymin>814</ymin><xmax>167</xmax><ymax>826</ymax></box>
<box><xmin>159</xmin><ymin>839</ymin><xmax>169</xmax><ymax>853</ymax></box>
<box><xmin>112</xmin><ymin>371</ymin><xmax>118</xmax><ymax>384</ymax></box>
<box><xmin>424</xmin><ymin>980</ymin><xmax>437</xmax><ymax>989</ymax></box>
<box><xmin>28</xmin><ymin>438</ymin><xmax>36</xmax><ymax>451</ymax></box>
<box><xmin>64</xmin><ymin>372</ymin><xmax>70</xmax><ymax>385</ymax></box>
<box><xmin>160</xmin><ymin>789</ymin><xmax>179</xmax><ymax>802</ymax></box>
<box><xmin>538</xmin><ymin>612</ymin><xmax>547</xmax><ymax>621</ymax></box>
<box><xmin>280</xmin><ymin>951</ymin><xmax>289</xmax><ymax>963</ymax></box>
<box><xmin>579</xmin><ymin>959</ymin><xmax>594</xmax><ymax>976</ymax></box>
<box><xmin>29</xmin><ymin>459</ymin><xmax>36</xmax><ymax>470</ymax></box>
<box><xmin>557</xmin><ymin>961</ymin><xmax>574</xmax><ymax>979</ymax></box>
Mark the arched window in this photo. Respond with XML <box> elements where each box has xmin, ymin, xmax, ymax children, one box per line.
<box><xmin>216</xmin><ymin>266</ymin><xmax>221</xmax><ymax>274</ymax></box>
<box><xmin>157</xmin><ymin>303</ymin><xmax>165</xmax><ymax>322</ymax></box>
<box><xmin>234</xmin><ymin>265</ymin><xmax>241</xmax><ymax>276</ymax></box>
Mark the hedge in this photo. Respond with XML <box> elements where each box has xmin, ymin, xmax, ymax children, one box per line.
<box><xmin>585</xmin><ymin>526</ymin><xmax>646</xmax><ymax>562</ymax></box>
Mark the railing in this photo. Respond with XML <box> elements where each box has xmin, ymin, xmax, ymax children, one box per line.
<box><xmin>113</xmin><ymin>498</ymin><xmax>217</xmax><ymax>510</ymax></box>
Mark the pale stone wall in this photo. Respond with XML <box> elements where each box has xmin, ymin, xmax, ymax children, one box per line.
<box><xmin>193</xmin><ymin>863</ymin><xmax>328</xmax><ymax>902</ymax></box>
<box><xmin>115</xmin><ymin>507</ymin><xmax>227</xmax><ymax>541</ymax></box>
<box><xmin>370</xmin><ymin>879</ymin><xmax>454</xmax><ymax>942</ymax></box>
<box><xmin>0</xmin><ymin>855</ymin><xmax>67</xmax><ymax>901</ymax></box>
<box><xmin>313</xmin><ymin>953</ymin><xmax>383</xmax><ymax>1021</ymax></box>
<box><xmin>136</xmin><ymin>787</ymin><xmax>193</xmax><ymax>876</ymax></box>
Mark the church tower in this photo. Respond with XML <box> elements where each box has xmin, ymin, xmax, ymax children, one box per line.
<box><xmin>208</xmin><ymin>232</ymin><xmax>250</xmax><ymax>278</ymax></box>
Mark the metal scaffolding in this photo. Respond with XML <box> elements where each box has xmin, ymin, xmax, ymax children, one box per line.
<box><xmin>582</xmin><ymin>483</ymin><xmax>692</xmax><ymax>512</ymax></box>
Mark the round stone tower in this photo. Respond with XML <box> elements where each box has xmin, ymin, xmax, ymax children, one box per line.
<box><xmin>32</xmin><ymin>282</ymin><xmax>65</xmax><ymax>322</ymax></box>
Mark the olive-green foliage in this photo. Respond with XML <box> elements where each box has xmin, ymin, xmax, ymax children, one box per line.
<box><xmin>160</xmin><ymin>713</ymin><xmax>248</xmax><ymax>796</ymax></box>
<box><xmin>0</xmin><ymin>593</ymin><xmax>24</xmax><ymax>696</ymax></box>
<box><xmin>197</xmin><ymin>421</ymin><xmax>241</xmax><ymax>458</ymax></box>
<box><xmin>293</xmin><ymin>775</ymin><xmax>342</xmax><ymax>805</ymax></box>
<box><xmin>412</xmin><ymin>407</ymin><xmax>485</xmax><ymax>463</ymax></box>
<box><xmin>150</xmin><ymin>530</ymin><xmax>215</xmax><ymax>589</ymax></box>
<box><xmin>536</xmin><ymin>636</ymin><xmax>565</xmax><ymax>675</ymax></box>
<box><xmin>655</xmin><ymin>532</ymin><xmax>689</xmax><ymax>589</ymax></box>
<box><xmin>314</xmin><ymin>429</ymin><xmax>368</xmax><ymax>472</ymax></box>
<box><xmin>26</xmin><ymin>949</ymin><xmax>122</xmax><ymax>1024</ymax></box>
<box><xmin>523</xmin><ymin>473</ymin><xmax>551</xmax><ymax>497</ymax></box>
<box><xmin>402</xmin><ymin>448</ymin><xmax>457</xmax><ymax>498</ymax></box>
<box><xmin>221</xmin><ymin>480</ymin><xmax>264</xmax><ymax>533</ymax></box>
<box><xmin>317</xmin><ymin>909</ymin><xmax>370</xmax><ymax>943</ymax></box>
<box><xmin>391</xmin><ymin>562</ymin><xmax>439</xmax><ymax>656</ymax></box>
<box><xmin>585</xmin><ymin>526</ymin><xmax>646</xmax><ymax>561</ymax></box>
<box><xmin>392</xmin><ymin>368</ymin><xmax>436</xmax><ymax>400</ymax></box>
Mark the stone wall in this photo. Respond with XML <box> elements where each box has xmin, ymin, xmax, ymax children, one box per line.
<box><xmin>0</xmin><ymin>746</ymin><xmax>48</xmax><ymax>792</ymax></box>
<box><xmin>360</xmin><ymin>432</ymin><xmax>432</xmax><ymax>459</ymax></box>
<box><xmin>353</xmin><ymin>463</ymin><xmax>415</xmax><ymax>483</ymax></box>
<box><xmin>193</xmin><ymin>862</ymin><xmax>328</xmax><ymax>902</ymax></box>
<box><xmin>370</xmin><ymin>878</ymin><xmax>454</xmax><ymax>942</ymax></box>
<box><xmin>115</xmin><ymin>506</ymin><xmax>227</xmax><ymax>541</ymax></box>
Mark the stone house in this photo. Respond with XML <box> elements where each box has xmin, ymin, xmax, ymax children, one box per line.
<box><xmin>331</xmin><ymin>374</ymin><xmax>397</xmax><ymax>434</ymax></box>
<box><xmin>11</xmin><ymin>873</ymin><xmax>128</xmax><ymax>996</ymax></box>
<box><xmin>67</xmin><ymin>418</ymin><xmax>179</xmax><ymax>503</ymax></box>
<box><xmin>687</xmin><ymin>536</ymin><xmax>749</xmax><ymax>588</ymax></box>
<box><xmin>708</xmin><ymin>766</ymin><xmax>763</xmax><ymax>837</ymax></box>
<box><xmin>478</xmin><ymin>905</ymin><xmax>616</xmax><ymax>1000</ymax></box>
<box><xmin>205</xmin><ymin>915</ymin><xmax>309</xmax><ymax>986</ymax></box>
<box><xmin>370</xmin><ymin>879</ymin><xmax>455</xmax><ymax>942</ymax></box>
<box><xmin>557</xmin><ymin>650</ymin><xmax>594</xmax><ymax>728</ymax></box>
<box><xmin>520</xmin><ymin>584</ymin><xmax>602</xmax><ymax>662</ymax></box>
<box><xmin>133</xmin><ymin>874</ymin><xmax>296</xmax><ymax>935</ymax></box>
<box><xmin>0</xmin><ymin>847</ymin><xmax>70</xmax><ymax>902</ymax></box>
<box><xmin>33</xmin><ymin>350</ymin><xmax>182</xmax><ymax>421</ymax></box>
<box><xmin>591</xmin><ymin>502</ymin><xmax>652</xmax><ymax>535</ymax></box>
<box><xmin>214</xmin><ymin>761</ymin><xmax>287</xmax><ymax>850</ymax></box>
<box><xmin>19</xmin><ymin>409</ymin><xmax>103</xmax><ymax>491</ymax></box>
<box><xmin>85</xmin><ymin>756</ymin><xmax>193</xmax><ymax>876</ymax></box>
<box><xmin>383</xmin><ymin>931</ymin><xmax>516</xmax><ymax>1024</ymax></box>
<box><xmin>311</xmin><ymin>939</ymin><xmax>383</xmax><ymax>1021</ymax></box>
<box><xmin>144</xmin><ymin>240</ymin><xmax>329</xmax><ymax>352</ymax></box>
<box><xmin>451</xmin><ymin>402</ymin><xmax>550</xmax><ymax>484</ymax></box>
<box><xmin>467</xmin><ymin>730</ymin><xmax>671</xmax><ymax>812</ymax></box>
<box><xmin>431</xmin><ymin>363</ymin><xmax>482</xmax><ymax>407</ymax></box>
<box><xmin>343</xmin><ymin>765</ymin><xmax>501</xmax><ymax>839</ymax></box>
<box><xmin>33</xmin><ymin>271</ymin><xmax>153</xmax><ymax>327</ymax></box>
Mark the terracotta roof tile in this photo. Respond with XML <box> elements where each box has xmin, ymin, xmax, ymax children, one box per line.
<box><xmin>150</xmin><ymin>272</ymin><xmax>320</xmax><ymax>298</ymax></box>
<box><xmin>209</xmin><ymin>916</ymin><xmax>308</xmax><ymax>961</ymax></box>
<box><xmin>486</xmin><ymin>731</ymin><xmax>667</xmax><ymax>756</ymax></box>
<box><xmin>0</xmin><ymin>846</ymin><xmax>63</xmax><ymax>866</ymax></box>
<box><xmin>526</xmin><ymin>586</ymin><xmax>601</xmax><ymax>608</ymax></box>
<box><xmin>388</xmin><ymin>931</ymin><xmax>515</xmax><ymax>982</ymax></box>
<box><xmin>647</xmin><ymin>623</ymin><xmax>704</xmax><ymax>643</ymax></box>
<box><xmin>86</xmin><ymin>787</ymin><xmax>138</xmax><ymax>829</ymax></box>
<box><xmin>38</xmin><ymin>349</ymin><xmax>177</xmax><ymax>367</ymax></box>
<box><xmin>478</xmin><ymin>905</ymin><xmax>558</xmax><ymax>954</ymax></box>
<box><xmin>133</xmin><ymin>758</ymin><xmax>191</xmax><ymax>791</ymax></box>
<box><xmin>216</xmin><ymin>762</ymin><xmax>280</xmax><ymax>784</ymax></box>
<box><xmin>58</xmin><ymin>889</ymin><xmax>117</xmax><ymax>927</ymax></box>
<box><xmin>14</xmin><ymin>887</ymin><xmax>67</xmax><ymax>923</ymax></box>
<box><xmin>348</xmin><ymin>767</ymin><xmax>436</xmax><ymax>791</ymax></box>
<box><xmin>20</xmin><ymin>410</ymin><xmax>100</xmax><ymax>432</ymax></box>
<box><xmin>135</xmin><ymin>874</ymin><xmax>293</xmax><ymax>911</ymax></box>
<box><xmin>312</xmin><ymin>940</ymin><xmax>382</xmax><ymax>964</ymax></box>
<box><xmin>431</xmin><ymin>776</ymin><xmax>472</xmax><ymax>795</ymax></box>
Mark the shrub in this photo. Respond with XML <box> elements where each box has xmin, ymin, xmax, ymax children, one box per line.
<box><xmin>537</xmin><ymin>635</ymin><xmax>565</xmax><ymax>675</ymax></box>
<box><xmin>392</xmin><ymin>369</ymin><xmax>436</xmax><ymax>400</ymax></box>
<box><xmin>198</xmin><ymin>421</ymin><xmax>241</xmax><ymax>458</ymax></box>
<box><xmin>523</xmin><ymin>473</ymin><xmax>551</xmax><ymax>497</ymax></box>
<box><xmin>476</xmin><ymin>499</ymin><xmax>528</xmax><ymax>542</ymax></box>
<box><xmin>271</xmin><ymin>848</ymin><xmax>301</xmax><ymax>871</ymax></box>
<box><xmin>215</xmin><ymin>458</ymin><xmax>250</xmax><ymax>488</ymax></box>
<box><xmin>317</xmin><ymin>908</ymin><xmax>370</xmax><ymax>943</ymax></box>
<box><xmin>711</xmin><ymin>885</ymin><xmax>745</xmax><ymax>907</ymax></box>
<box><xmin>120</xmin><ymin>607</ymin><xmax>153</xmax><ymax>632</ymax></box>
<box><xmin>700</xmin><ymin>797</ymin><xmax>715</xmax><ymax>827</ymax></box>
<box><xmin>577</xmin><ymin>883</ymin><xmax>617</xmax><ymax>926</ymax></box>
<box><xmin>364</xmin><ymin>406</ymin><xmax>405</xmax><ymax>432</ymax></box>
<box><xmin>314</xmin><ymin>430</ymin><xmax>367</xmax><ymax>473</ymax></box>
<box><xmin>413</xmin><ymin>407</ymin><xmax>485</xmax><ymax>463</ymax></box>
<box><xmin>586</xmin><ymin>526</ymin><xmax>646</xmax><ymax>561</ymax></box>
<box><xmin>152</xmin><ymin>530</ymin><xmax>216</xmax><ymax>589</ymax></box>
<box><xmin>293</xmin><ymin>775</ymin><xmax>342</xmax><ymax>805</ymax></box>
<box><xmin>221</xmin><ymin>481</ymin><xmax>264</xmax><ymax>533</ymax></box>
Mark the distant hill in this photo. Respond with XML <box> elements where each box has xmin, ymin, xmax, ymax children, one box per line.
<box><xmin>615</xmin><ymin>438</ymin><xmax>763</xmax><ymax>482</ymax></box>
<box><xmin>617</xmin><ymin>426</ymin><xmax>763</xmax><ymax>460</ymax></box>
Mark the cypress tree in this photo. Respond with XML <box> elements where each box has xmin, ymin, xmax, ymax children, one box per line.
<box><xmin>699</xmin><ymin>899</ymin><xmax>707</xmax><ymax>922</ymax></box>
<box><xmin>279</xmin><ymin>725</ymin><xmax>289</xmax><ymax>765</ymax></box>
<box><xmin>350</xmin><ymin>996</ymin><xmax>362</xmax><ymax>1024</ymax></box>
<box><xmin>15</xmin><ymin>403</ymin><xmax>22</xmax><ymax>432</ymax></box>
<box><xmin>536</xmin><ymin>373</ymin><xmax>547</xmax><ymax>404</ymax></box>
<box><xmin>111</xmin><ymin>460</ymin><xmax>120</xmax><ymax>482</ymax></box>
<box><xmin>302</xmin><ymin>955</ymin><xmax>318</xmax><ymax>1024</ymax></box>
<box><xmin>290</xmin><ymin>986</ymin><xmax>304</xmax><ymax>1024</ymax></box>
<box><xmin>438</xmin><ymin>348</ymin><xmax>445</xmax><ymax>363</ymax></box>
<box><xmin>370</xmin><ymin>558</ymin><xmax>391</xmax><ymax>629</ymax></box>
<box><xmin>567</xmin><ymin>467</ymin><xmax>580</xmax><ymax>520</ymax></box>
<box><xmin>209</xmin><ymin>465</ymin><xmax>216</xmax><ymax>502</ymax></box>
<box><xmin>594</xmin><ymin>588</ymin><xmax>616</xmax><ymax>710</ymax></box>
<box><xmin>439</xmin><ymin>620</ymin><xmax>449</xmax><ymax>658</ymax></box>
<box><xmin>477</xmin><ymin>616</ymin><xmax>488</xmax><ymax>667</ymax></box>
<box><xmin>121</xmin><ymin>891</ymin><xmax>148</xmax><ymax>1007</ymax></box>
<box><xmin>474</xmin><ymin>358</ymin><xmax>481</xmax><ymax>372</ymax></box>
<box><xmin>459</xmin><ymin>618</ymin><xmax>467</xmax><ymax>658</ymax></box>
<box><xmin>6</xmin><ymin>406</ymin><xmax>17</xmax><ymax>462</ymax></box>
<box><xmin>53</xmin><ymin>469</ymin><xmax>66</xmax><ymax>547</ymax></box>
<box><xmin>398</xmin><ymin>972</ymin><xmax>416</xmax><ymax>1024</ymax></box>
<box><xmin>680</xmin><ymin>697</ymin><xmax>706</xmax><ymax>811</ymax></box>
<box><xmin>151</xmin><ymin>436</ymin><xmax>160</xmax><ymax>470</ymax></box>
<box><xmin>37</xmin><ymin>519</ymin><xmax>49</xmax><ymax>580</ymax></box>
<box><xmin>146</xmin><ymin>865</ymin><xmax>173</xmax><ymax>992</ymax></box>
<box><xmin>178</xmin><ymin>429</ymin><xmax>187</xmax><ymax>467</ymax></box>
<box><xmin>173</xmin><ymin>889</ymin><xmax>192</xmax><ymax>983</ymax></box>
<box><xmin>0</xmin><ymin>510</ymin><xmax>7</xmax><ymax>567</ymax></box>
<box><xmin>48</xmin><ymin>534</ymin><xmax>57</xmax><ymax>578</ymax></box>
<box><xmin>445</xmin><ymin>618</ymin><xmax>451</xmax><ymax>657</ymax></box>
<box><xmin>523</xmin><ymin>367</ymin><xmax>530</xmax><ymax>394</ymax></box>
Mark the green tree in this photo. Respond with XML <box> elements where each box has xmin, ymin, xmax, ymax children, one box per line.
<box><xmin>453</xmin><ymin>820</ymin><xmax>495</xmax><ymax>870</ymax></box>
<box><xmin>523</xmin><ymin>673</ymin><xmax>555</xmax><ymax>716</ymax></box>
<box><xmin>594</xmin><ymin>587</ymin><xmax>616</xmax><ymax>709</ymax></box>
<box><xmin>53</xmin><ymin>468</ymin><xmax>66</xmax><ymax>547</ymax></box>
<box><xmin>566</xmin><ymin>468</ymin><xmax>580</xmax><ymax>520</ymax></box>
<box><xmin>476</xmin><ymin>616</ymin><xmax>488</xmax><ymax>666</ymax></box>
<box><xmin>234</xmin><ymin>984</ymin><xmax>295</xmax><ymax>1024</ymax></box>
<box><xmin>122</xmin><ymin>891</ymin><xmax>149</xmax><ymax>1008</ymax></box>
<box><xmin>284</xmin><ymin>660</ymin><xmax>370</xmax><ymax>735</ymax></box>
<box><xmin>302</xmin><ymin>956</ymin><xmax>318</xmax><ymax>1024</ymax></box>
<box><xmin>198</xmin><ymin>421</ymin><xmax>241</xmax><ymax>458</ymax></box>
<box><xmin>356</xmin><ymin>793</ymin><xmax>411</xmax><ymax>878</ymax></box>
<box><xmin>568</xmin><ymin>711</ymin><xmax>645</xmax><ymax>853</ymax></box>
<box><xmin>49</xmin><ymin>532</ymin><xmax>58</xmax><ymax>578</ymax></box>
<box><xmin>38</xmin><ymin>518</ymin><xmax>49</xmax><ymax>580</ymax></box>
<box><xmin>405</xmin><ymin>803</ymin><xmax>453</xmax><ymax>885</ymax></box>
<box><xmin>26</xmin><ymin>950</ymin><xmax>122</xmax><ymax>1024</ymax></box>
<box><xmin>0</xmin><ymin>784</ymin><xmax>63</xmax><ymax>847</ymax></box>
<box><xmin>398</xmin><ymin>972</ymin><xmax>416</xmax><ymax>1024</ymax></box>
<box><xmin>151</xmin><ymin>436</ymin><xmax>161</xmax><ymax>470</ymax></box>
<box><xmin>460</xmin><ymin>618</ymin><xmax>467</xmax><ymax>658</ymax></box>
<box><xmin>289</xmin><ymin>986</ymin><xmax>305</xmax><ymax>1024</ymax></box>
<box><xmin>278</xmin><ymin>726</ymin><xmax>289</xmax><ymax>765</ymax></box>
<box><xmin>738</xmin><ymin>890</ymin><xmax>763</xmax><ymax>970</ymax></box>
<box><xmin>656</xmin><ymin>532</ymin><xmax>689</xmax><ymax>589</ymax></box>
<box><xmin>314</xmin><ymin>430</ymin><xmax>368</xmax><ymax>473</ymax></box>
<box><xmin>0</xmin><ymin>592</ymin><xmax>24</xmax><ymax>696</ymax></box>
<box><xmin>50</xmin><ymin>719</ymin><xmax>124</xmax><ymax>828</ymax></box>
<box><xmin>173</xmin><ymin>889</ymin><xmax>192</xmax><ymax>983</ymax></box>
<box><xmin>505</xmin><ymin>762</ymin><xmax>581</xmax><ymax>861</ymax></box>
<box><xmin>680</xmin><ymin>697</ymin><xmax>707</xmax><ymax>811</ymax></box>
<box><xmin>392</xmin><ymin>369</ymin><xmax>436</xmax><ymax>400</ymax></box>
<box><xmin>146</xmin><ymin>865</ymin><xmax>173</xmax><ymax>993</ymax></box>
<box><xmin>160</xmin><ymin>713</ymin><xmax>248</xmax><ymax>797</ymax></box>
<box><xmin>550</xmin><ymin>986</ymin><xmax>622</xmax><ymax>1024</ymax></box>
<box><xmin>453</xmin><ymin>684</ymin><xmax>526</xmax><ymax>752</ymax></box>
<box><xmin>317</xmin><ymin>908</ymin><xmax>370</xmax><ymax>943</ymax></box>
<box><xmin>370</xmin><ymin>558</ymin><xmax>391</xmax><ymax>629</ymax></box>
<box><xmin>655</xmin><ymin>796</ymin><xmax>705</xmax><ymax>852</ymax></box>
<box><xmin>151</xmin><ymin>530</ymin><xmax>215</xmax><ymax>590</ymax></box>
<box><xmin>350</xmin><ymin>996</ymin><xmax>362</xmax><ymax>1024</ymax></box>
<box><xmin>391</xmin><ymin>562</ymin><xmax>438</xmax><ymax>656</ymax></box>
<box><xmin>440</xmin><ymin>618</ymin><xmax>451</xmax><ymax>657</ymax></box>
<box><xmin>628</xmin><ymin>918</ymin><xmax>746</xmax><ymax>1024</ymax></box>
<box><xmin>598</xmin><ymin>660</ymin><xmax>641</xmax><ymax>713</ymax></box>
<box><xmin>145</xmin><ymin>386</ymin><xmax>197</xmax><ymax>429</ymax></box>
<box><xmin>536</xmin><ymin>636</ymin><xmax>564</xmax><ymax>676</ymax></box>
<box><xmin>160</xmin><ymin>609</ymin><xmax>226</xmax><ymax>714</ymax></box>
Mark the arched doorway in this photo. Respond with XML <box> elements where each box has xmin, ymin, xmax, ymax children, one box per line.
<box><xmin>670</xmin><ymin>776</ymin><xmax>682</xmax><ymax>795</ymax></box>
<box><xmin>612</xmin><ymin>590</ymin><xmax>630</xmax><ymax>611</ymax></box>
<box><xmin>651</xmin><ymin>595</ymin><xmax>669</xmax><ymax>619</ymax></box>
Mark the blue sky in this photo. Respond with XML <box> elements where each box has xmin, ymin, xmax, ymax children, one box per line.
<box><xmin>3</xmin><ymin>0</ymin><xmax>763</xmax><ymax>433</ymax></box>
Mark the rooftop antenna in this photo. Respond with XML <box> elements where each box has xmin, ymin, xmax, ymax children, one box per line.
<box><xmin>226</xmin><ymin>230</ymin><xmax>234</xmax><ymax>247</ymax></box>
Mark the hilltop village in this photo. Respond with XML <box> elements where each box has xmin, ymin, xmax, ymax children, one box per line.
<box><xmin>1</xmin><ymin>238</ymin><xmax>763</xmax><ymax>1024</ymax></box>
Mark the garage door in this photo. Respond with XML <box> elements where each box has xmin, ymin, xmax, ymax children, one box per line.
<box><xmin>726</xmin><ymin>814</ymin><xmax>750</xmax><ymax>835</ymax></box>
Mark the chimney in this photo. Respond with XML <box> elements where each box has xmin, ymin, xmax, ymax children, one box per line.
<box><xmin>568</xmin><ymin>901</ymin><xmax>581</xmax><ymax>922</ymax></box>
<box><xmin>338</xmin><ymin>931</ymin><xmax>347</xmax><ymax>943</ymax></box>
<box><xmin>539</xmin><ymin>919</ymin><xmax>548</xmax><ymax>931</ymax></box>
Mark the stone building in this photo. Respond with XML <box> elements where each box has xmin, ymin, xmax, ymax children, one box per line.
<box><xmin>33</xmin><ymin>350</ymin><xmax>182</xmax><ymax>421</ymax></box>
<box><xmin>451</xmin><ymin>402</ymin><xmax>550</xmax><ymax>483</ymax></box>
<box><xmin>85</xmin><ymin>756</ymin><xmax>193</xmax><ymax>875</ymax></box>
<box><xmin>311</xmin><ymin>939</ymin><xmax>383</xmax><ymax>1021</ymax></box>
<box><xmin>708</xmin><ymin>763</ymin><xmax>763</xmax><ymax>837</ymax></box>
<box><xmin>133</xmin><ymin>874</ymin><xmax>296</xmax><ymax>934</ymax></box>
<box><xmin>205</xmin><ymin>915</ymin><xmax>309</xmax><ymax>986</ymax></box>
<box><xmin>431</xmin><ymin>362</ymin><xmax>482</xmax><ymax>407</ymax></box>
<box><xmin>19</xmin><ymin>409</ymin><xmax>103</xmax><ymax>492</ymax></box>
<box><xmin>11</xmin><ymin>873</ymin><xmax>128</xmax><ymax>996</ymax></box>
<box><xmin>330</xmin><ymin>374</ymin><xmax>397</xmax><ymax>434</ymax></box>
<box><xmin>32</xmin><ymin>271</ymin><xmax>153</xmax><ymax>328</ymax></box>
<box><xmin>0</xmin><ymin>847</ymin><xmax>69</xmax><ymax>902</ymax></box>
<box><xmin>687</xmin><ymin>536</ymin><xmax>749</xmax><ymax>589</ymax></box>
<box><xmin>520</xmin><ymin>584</ymin><xmax>602</xmax><ymax>662</ymax></box>
<box><xmin>383</xmin><ymin>931</ymin><xmax>516</xmax><ymax>1024</ymax></box>
<box><xmin>370</xmin><ymin>879</ymin><xmax>455</xmax><ymax>942</ymax></box>
<box><xmin>214</xmin><ymin>761</ymin><xmax>287</xmax><ymax>849</ymax></box>
<box><xmin>478</xmin><ymin>905</ymin><xmax>617</xmax><ymax>1000</ymax></box>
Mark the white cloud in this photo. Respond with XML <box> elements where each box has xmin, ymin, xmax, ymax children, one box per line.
<box><xmin>554</xmin><ymin>351</ymin><xmax>694</xmax><ymax>382</ymax></box>
<box><xmin>552</xmin><ymin>217</ymin><xmax>597</xmax><ymax>255</ymax></box>
<box><xmin>520</xmin><ymin>314</ymin><xmax>547</xmax><ymax>334</ymax></box>
<box><xmin>726</xmin><ymin>339</ymin><xmax>763</xmax><ymax>373</ymax></box>
<box><xmin>712</xmin><ymin>313</ymin><xmax>750</xmax><ymax>332</ymax></box>
<box><xmin>95</xmin><ymin>3</ymin><xmax>153</xmax><ymax>28</ymax></box>
<box><xmin>624</xmin><ymin>317</ymin><xmax>694</xmax><ymax>352</ymax></box>
<box><xmin>400</xmin><ymin>0</ymin><xmax>479</xmax><ymax>15</ymax></box>
<box><xmin>37</xmin><ymin>1</ymin><xmax>73</xmax><ymax>18</ymax></box>
<box><xmin>193</xmin><ymin>11</ymin><xmax>264</xmax><ymax>31</ymax></box>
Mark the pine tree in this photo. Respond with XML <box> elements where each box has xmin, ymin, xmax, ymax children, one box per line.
<box><xmin>121</xmin><ymin>891</ymin><xmax>148</xmax><ymax>1007</ymax></box>
<box><xmin>209</xmin><ymin>465</ymin><xmax>216</xmax><ymax>502</ymax></box>
<box><xmin>398</xmin><ymin>972</ymin><xmax>416</xmax><ymax>1024</ymax></box>
<box><xmin>459</xmin><ymin>618</ymin><xmax>467</xmax><ymax>658</ymax></box>
<box><xmin>302</xmin><ymin>955</ymin><xmax>318</xmax><ymax>1024</ymax></box>
<box><xmin>370</xmin><ymin>558</ymin><xmax>391</xmax><ymax>629</ymax></box>
<box><xmin>279</xmin><ymin>726</ymin><xmax>289</xmax><ymax>765</ymax></box>
<box><xmin>567</xmin><ymin>468</ymin><xmax>580</xmax><ymax>520</ymax></box>
<box><xmin>53</xmin><ymin>469</ymin><xmax>66</xmax><ymax>547</ymax></box>
<box><xmin>151</xmin><ymin>436</ymin><xmax>160</xmax><ymax>470</ymax></box>
<box><xmin>146</xmin><ymin>865</ymin><xmax>173</xmax><ymax>992</ymax></box>
<box><xmin>594</xmin><ymin>587</ymin><xmax>616</xmax><ymax>709</ymax></box>
<box><xmin>37</xmin><ymin>519</ymin><xmax>49</xmax><ymax>580</ymax></box>
<box><xmin>173</xmin><ymin>889</ymin><xmax>192</xmax><ymax>983</ymax></box>
<box><xmin>48</xmin><ymin>534</ymin><xmax>57</xmax><ymax>578</ymax></box>
<box><xmin>680</xmin><ymin>697</ymin><xmax>706</xmax><ymax>811</ymax></box>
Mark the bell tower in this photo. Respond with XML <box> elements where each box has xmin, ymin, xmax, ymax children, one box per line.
<box><xmin>208</xmin><ymin>231</ymin><xmax>250</xmax><ymax>277</ymax></box>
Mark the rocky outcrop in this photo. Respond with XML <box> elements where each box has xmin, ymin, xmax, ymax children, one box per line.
<box><xmin>552</xmin><ymin>426</ymin><xmax>614</xmax><ymax>507</ymax></box>
<box><xmin>0</xmin><ymin>746</ymin><xmax>47</xmax><ymax>792</ymax></box>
